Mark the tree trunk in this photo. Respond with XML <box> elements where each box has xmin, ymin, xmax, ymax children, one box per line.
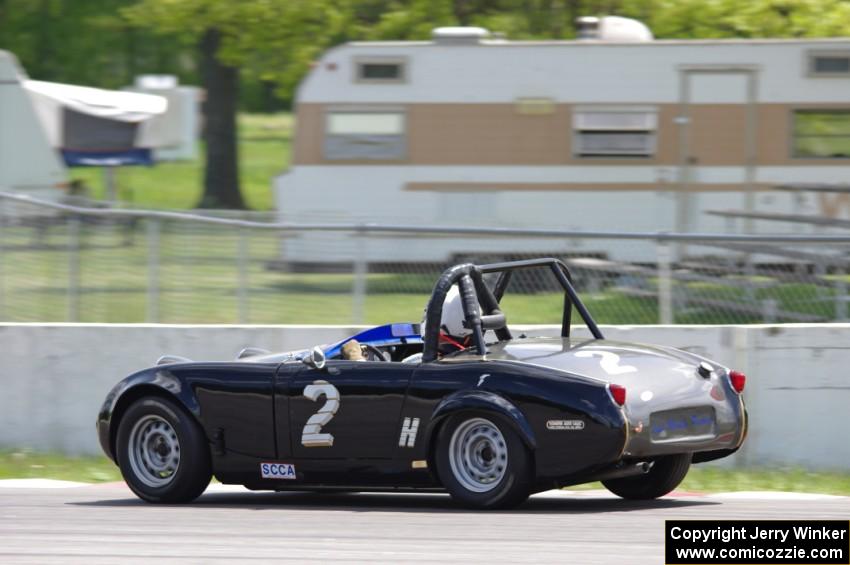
<box><xmin>198</xmin><ymin>28</ymin><xmax>244</xmax><ymax>209</ymax></box>
<box><xmin>32</xmin><ymin>0</ymin><xmax>55</xmax><ymax>79</ymax></box>
<box><xmin>453</xmin><ymin>0</ymin><xmax>472</xmax><ymax>25</ymax></box>
<box><xmin>124</xmin><ymin>25</ymin><xmax>137</xmax><ymax>87</ymax></box>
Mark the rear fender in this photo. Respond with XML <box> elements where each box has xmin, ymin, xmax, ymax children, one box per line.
<box><xmin>427</xmin><ymin>390</ymin><xmax>537</xmax><ymax>451</ymax></box>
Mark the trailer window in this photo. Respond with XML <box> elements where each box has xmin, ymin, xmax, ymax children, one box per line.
<box><xmin>354</xmin><ymin>57</ymin><xmax>407</xmax><ymax>84</ymax></box>
<box><xmin>792</xmin><ymin>110</ymin><xmax>850</xmax><ymax>159</ymax></box>
<box><xmin>572</xmin><ymin>107</ymin><xmax>657</xmax><ymax>157</ymax></box>
<box><xmin>807</xmin><ymin>50</ymin><xmax>850</xmax><ymax>77</ymax></box>
<box><xmin>324</xmin><ymin>111</ymin><xmax>406</xmax><ymax>160</ymax></box>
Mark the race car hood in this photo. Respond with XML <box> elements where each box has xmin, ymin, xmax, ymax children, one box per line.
<box><xmin>478</xmin><ymin>337</ymin><xmax>726</xmax><ymax>387</ymax></box>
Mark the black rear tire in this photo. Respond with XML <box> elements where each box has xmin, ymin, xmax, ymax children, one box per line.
<box><xmin>434</xmin><ymin>412</ymin><xmax>532</xmax><ymax>509</ymax></box>
<box><xmin>602</xmin><ymin>454</ymin><xmax>692</xmax><ymax>500</ymax></box>
<box><xmin>116</xmin><ymin>396</ymin><xmax>212</xmax><ymax>503</ymax></box>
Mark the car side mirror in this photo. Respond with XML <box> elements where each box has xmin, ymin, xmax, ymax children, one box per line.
<box><xmin>302</xmin><ymin>346</ymin><xmax>327</xmax><ymax>370</ymax></box>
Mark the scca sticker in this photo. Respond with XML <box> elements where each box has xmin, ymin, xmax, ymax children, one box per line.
<box><xmin>260</xmin><ymin>462</ymin><xmax>297</xmax><ymax>480</ymax></box>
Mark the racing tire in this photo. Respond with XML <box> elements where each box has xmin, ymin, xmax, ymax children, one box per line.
<box><xmin>116</xmin><ymin>396</ymin><xmax>212</xmax><ymax>503</ymax></box>
<box><xmin>435</xmin><ymin>412</ymin><xmax>532</xmax><ymax>509</ymax></box>
<box><xmin>601</xmin><ymin>453</ymin><xmax>692</xmax><ymax>500</ymax></box>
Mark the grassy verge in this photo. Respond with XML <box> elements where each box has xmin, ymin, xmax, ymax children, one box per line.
<box><xmin>1</xmin><ymin>221</ymin><xmax>838</xmax><ymax>324</ymax></box>
<box><xmin>572</xmin><ymin>467</ymin><xmax>850</xmax><ymax>495</ymax></box>
<box><xmin>679</xmin><ymin>466</ymin><xmax>850</xmax><ymax>495</ymax></box>
<box><xmin>0</xmin><ymin>451</ymin><xmax>121</xmax><ymax>483</ymax></box>
<box><xmin>1</xmin><ymin>451</ymin><xmax>848</xmax><ymax>495</ymax></box>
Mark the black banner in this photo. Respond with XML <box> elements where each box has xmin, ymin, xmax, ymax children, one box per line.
<box><xmin>666</xmin><ymin>520</ymin><xmax>849</xmax><ymax>565</ymax></box>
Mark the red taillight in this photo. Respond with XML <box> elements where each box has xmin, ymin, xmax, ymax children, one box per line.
<box><xmin>609</xmin><ymin>383</ymin><xmax>626</xmax><ymax>407</ymax></box>
<box><xmin>728</xmin><ymin>370</ymin><xmax>746</xmax><ymax>394</ymax></box>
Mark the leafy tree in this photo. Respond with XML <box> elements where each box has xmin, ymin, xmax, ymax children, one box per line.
<box><xmin>124</xmin><ymin>0</ymin><xmax>343</xmax><ymax>208</ymax></box>
<box><xmin>0</xmin><ymin>0</ymin><xmax>192</xmax><ymax>88</ymax></box>
<box><xmin>621</xmin><ymin>0</ymin><xmax>850</xmax><ymax>39</ymax></box>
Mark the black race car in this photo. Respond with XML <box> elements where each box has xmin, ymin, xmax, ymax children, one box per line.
<box><xmin>97</xmin><ymin>258</ymin><xmax>747</xmax><ymax>509</ymax></box>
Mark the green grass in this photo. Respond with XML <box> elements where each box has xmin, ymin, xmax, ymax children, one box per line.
<box><xmin>0</xmin><ymin>450</ymin><xmax>121</xmax><ymax>483</ymax></box>
<box><xmin>2</xmin><ymin>450</ymin><xmax>848</xmax><ymax>495</ymax></box>
<box><xmin>69</xmin><ymin>113</ymin><xmax>291</xmax><ymax>211</ymax></box>
<box><xmin>0</xmin><ymin>223</ymin><xmax>837</xmax><ymax>325</ymax></box>
<box><xmin>571</xmin><ymin>467</ymin><xmax>850</xmax><ymax>495</ymax></box>
<box><xmin>679</xmin><ymin>467</ymin><xmax>850</xmax><ymax>495</ymax></box>
<box><xmin>1</xmin><ymin>223</ymin><xmax>664</xmax><ymax>324</ymax></box>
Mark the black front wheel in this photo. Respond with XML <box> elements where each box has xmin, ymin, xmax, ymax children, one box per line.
<box><xmin>602</xmin><ymin>454</ymin><xmax>692</xmax><ymax>500</ymax></box>
<box><xmin>435</xmin><ymin>412</ymin><xmax>531</xmax><ymax>509</ymax></box>
<box><xmin>116</xmin><ymin>396</ymin><xmax>212</xmax><ymax>503</ymax></box>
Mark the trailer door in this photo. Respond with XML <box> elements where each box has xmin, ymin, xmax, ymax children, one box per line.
<box><xmin>675</xmin><ymin>66</ymin><xmax>759</xmax><ymax>234</ymax></box>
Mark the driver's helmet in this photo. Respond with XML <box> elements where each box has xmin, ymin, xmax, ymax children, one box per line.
<box><xmin>439</xmin><ymin>285</ymin><xmax>471</xmax><ymax>337</ymax></box>
<box><xmin>422</xmin><ymin>285</ymin><xmax>471</xmax><ymax>352</ymax></box>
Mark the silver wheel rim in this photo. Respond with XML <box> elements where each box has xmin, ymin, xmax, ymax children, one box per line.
<box><xmin>448</xmin><ymin>417</ymin><xmax>508</xmax><ymax>493</ymax></box>
<box><xmin>127</xmin><ymin>414</ymin><xmax>180</xmax><ymax>488</ymax></box>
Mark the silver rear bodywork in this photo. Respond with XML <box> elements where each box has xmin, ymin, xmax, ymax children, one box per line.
<box><xmin>481</xmin><ymin>336</ymin><xmax>747</xmax><ymax>458</ymax></box>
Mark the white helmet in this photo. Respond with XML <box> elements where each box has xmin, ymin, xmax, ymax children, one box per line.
<box><xmin>425</xmin><ymin>285</ymin><xmax>471</xmax><ymax>338</ymax></box>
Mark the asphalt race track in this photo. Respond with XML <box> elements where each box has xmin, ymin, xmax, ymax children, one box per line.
<box><xmin>0</xmin><ymin>482</ymin><xmax>848</xmax><ymax>564</ymax></box>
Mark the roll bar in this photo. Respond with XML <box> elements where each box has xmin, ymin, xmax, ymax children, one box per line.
<box><xmin>421</xmin><ymin>258</ymin><xmax>604</xmax><ymax>362</ymax></box>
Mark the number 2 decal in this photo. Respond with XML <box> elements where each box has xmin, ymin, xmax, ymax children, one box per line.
<box><xmin>575</xmin><ymin>350</ymin><xmax>637</xmax><ymax>375</ymax></box>
<box><xmin>301</xmin><ymin>380</ymin><xmax>340</xmax><ymax>447</ymax></box>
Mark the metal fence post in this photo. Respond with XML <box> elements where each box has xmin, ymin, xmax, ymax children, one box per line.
<box><xmin>352</xmin><ymin>226</ymin><xmax>368</xmax><ymax>325</ymax></box>
<box><xmin>103</xmin><ymin>167</ymin><xmax>117</xmax><ymax>202</ymax></box>
<box><xmin>0</xmin><ymin>197</ymin><xmax>5</xmax><ymax>320</ymax></box>
<box><xmin>146</xmin><ymin>218</ymin><xmax>160</xmax><ymax>323</ymax></box>
<box><xmin>67</xmin><ymin>216</ymin><xmax>81</xmax><ymax>322</ymax></box>
<box><xmin>743</xmin><ymin>258</ymin><xmax>757</xmax><ymax>303</ymax></box>
<box><xmin>657</xmin><ymin>239</ymin><xmax>673</xmax><ymax>324</ymax></box>
<box><xmin>237</xmin><ymin>227</ymin><xmax>249</xmax><ymax>324</ymax></box>
<box><xmin>835</xmin><ymin>266</ymin><xmax>848</xmax><ymax>321</ymax></box>
<box><xmin>761</xmin><ymin>298</ymin><xmax>778</xmax><ymax>323</ymax></box>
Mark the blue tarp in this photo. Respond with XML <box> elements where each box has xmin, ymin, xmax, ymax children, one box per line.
<box><xmin>62</xmin><ymin>148</ymin><xmax>153</xmax><ymax>167</ymax></box>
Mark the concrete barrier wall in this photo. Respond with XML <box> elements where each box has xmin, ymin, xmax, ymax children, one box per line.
<box><xmin>1</xmin><ymin>323</ymin><xmax>848</xmax><ymax>470</ymax></box>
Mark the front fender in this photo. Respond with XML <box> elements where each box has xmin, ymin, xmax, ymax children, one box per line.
<box><xmin>428</xmin><ymin>389</ymin><xmax>537</xmax><ymax>450</ymax></box>
<box><xmin>97</xmin><ymin>366</ymin><xmax>199</xmax><ymax>461</ymax></box>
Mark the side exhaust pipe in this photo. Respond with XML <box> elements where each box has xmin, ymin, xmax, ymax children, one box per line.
<box><xmin>592</xmin><ymin>461</ymin><xmax>652</xmax><ymax>482</ymax></box>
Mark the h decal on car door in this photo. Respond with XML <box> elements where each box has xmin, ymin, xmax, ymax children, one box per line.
<box><xmin>398</xmin><ymin>417</ymin><xmax>420</xmax><ymax>448</ymax></box>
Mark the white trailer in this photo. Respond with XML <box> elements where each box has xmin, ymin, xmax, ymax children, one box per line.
<box><xmin>275</xmin><ymin>19</ymin><xmax>850</xmax><ymax>262</ymax></box>
<box><xmin>126</xmin><ymin>74</ymin><xmax>200</xmax><ymax>162</ymax></box>
<box><xmin>1</xmin><ymin>50</ymin><xmax>192</xmax><ymax>208</ymax></box>
<box><xmin>0</xmin><ymin>50</ymin><xmax>65</xmax><ymax>199</ymax></box>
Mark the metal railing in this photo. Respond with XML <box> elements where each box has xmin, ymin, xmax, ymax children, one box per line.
<box><xmin>3</xmin><ymin>191</ymin><xmax>850</xmax><ymax>326</ymax></box>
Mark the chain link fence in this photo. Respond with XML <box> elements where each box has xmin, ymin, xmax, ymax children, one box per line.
<box><xmin>3</xmin><ymin>191</ymin><xmax>850</xmax><ymax>326</ymax></box>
